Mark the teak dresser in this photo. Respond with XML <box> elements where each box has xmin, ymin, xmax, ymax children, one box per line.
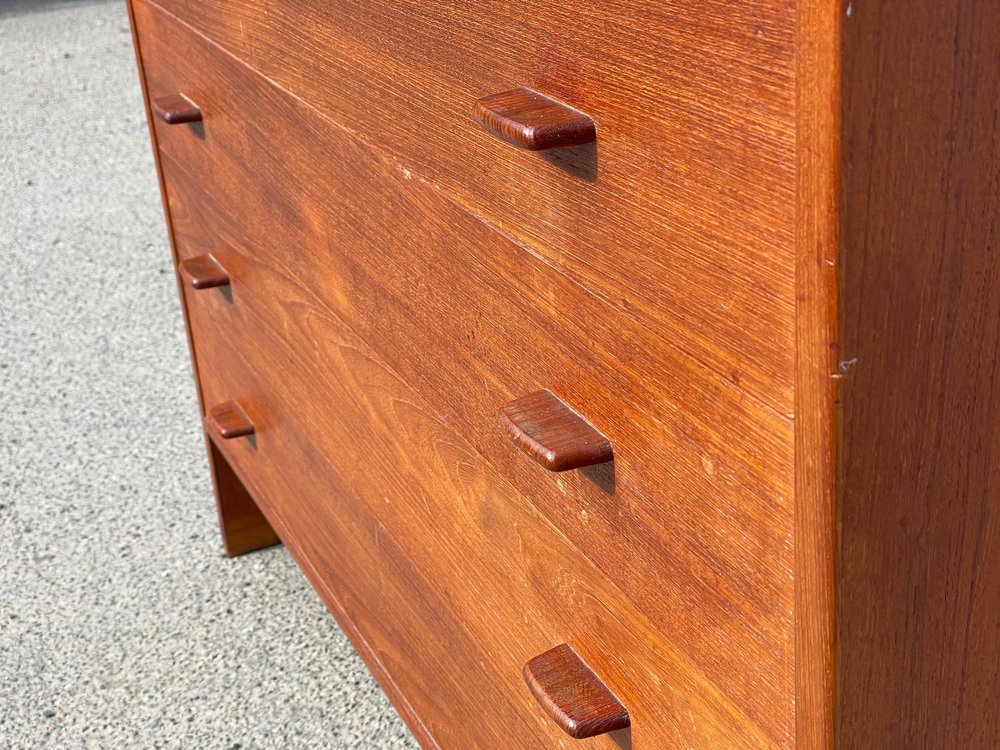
<box><xmin>127</xmin><ymin>0</ymin><xmax>1000</xmax><ymax>747</ymax></box>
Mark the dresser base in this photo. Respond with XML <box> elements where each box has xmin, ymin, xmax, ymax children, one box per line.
<box><xmin>206</xmin><ymin>434</ymin><xmax>280</xmax><ymax>557</ymax></box>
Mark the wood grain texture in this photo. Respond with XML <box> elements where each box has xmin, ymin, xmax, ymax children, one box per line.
<box><xmin>148</xmin><ymin>0</ymin><xmax>798</xmax><ymax>413</ymax></box>
<box><xmin>474</xmin><ymin>88</ymin><xmax>596</xmax><ymax>151</ymax></box>
<box><xmin>133</xmin><ymin>4</ymin><xmax>796</xmax><ymax>741</ymax></box>
<box><xmin>207</xmin><ymin>400</ymin><xmax>254</xmax><ymax>439</ymax></box>
<box><xmin>179</xmin><ymin>253</ymin><xmax>229</xmax><ymax>289</ymax></box>
<box><xmin>151</xmin><ymin>92</ymin><xmax>202</xmax><ymax>123</ymax></box>
<box><xmin>161</xmin><ymin>114</ymin><xmax>794</xmax><ymax>745</ymax></box>
<box><xmin>160</xmin><ymin>147</ymin><xmax>793</xmax><ymax>744</ymax></box>
<box><xmin>523</xmin><ymin>643</ymin><xmax>630</xmax><ymax>739</ymax></box>
<box><xmin>173</xmin><ymin>195</ymin><xmax>780</xmax><ymax>750</ymax></box>
<box><xmin>206</xmin><ymin>436</ymin><xmax>280</xmax><ymax>556</ymax></box>
<box><xmin>793</xmin><ymin>1</ymin><xmax>840</xmax><ymax>748</ymax></box>
<box><xmin>499</xmin><ymin>390</ymin><xmax>613</xmax><ymax>472</ymax></box>
<box><xmin>127</xmin><ymin>0</ymin><xmax>1000</xmax><ymax>746</ymax></box>
<box><xmin>837</xmin><ymin>1</ymin><xmax>1000</xmax><ymax>747</ymax></box>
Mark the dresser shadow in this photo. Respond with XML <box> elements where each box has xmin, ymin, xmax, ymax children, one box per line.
<box><xmin>611</xmin><ymin>727</ymin><xmax>632</xmax><ymax>749</ymax></box>
<box><xmin>582</xmin><ymin>460</ymin><xmax>615</xmax><ymax>494</ymax></box>
<box><xmin>541</xmin><ymin>140</ymin><xmax>598</xmax><ymax>182</ymax></box>
<box><xmin>187</xmin><ymin>121</ymin><xmax>205</xmax><ymax>141</ymax></box>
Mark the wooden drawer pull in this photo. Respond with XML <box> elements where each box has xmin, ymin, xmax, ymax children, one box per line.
<box><xmin>151</xmin><ymin>93</ymin><xmax>202</xmax><ymax>124</ymax></box>
<box><xmin>179</xmin><ymin>254</ymin><xmax>230</xmax><ymax>290</ymax></box>
<box><xmin>474</xmin><ymin>88</ymin><xmax>596</xmax><ymax>151</ymax></box>
<box><xmin>500</xmin><ymin>390</ymin><xmax>612</xmax><ymax>472</ymax></box>
<box><xmin>524</xmin><ymin>644</ymin><xmax>630</xmax><ymax>739</ymax></box>
<box><xmin>208</xmin><ymin>401</ymin><xmax>255</xmax><ymax>440</ymax></box>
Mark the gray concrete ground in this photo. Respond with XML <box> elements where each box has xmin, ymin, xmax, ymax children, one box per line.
<box><xmin>0</xmin><ymin>1</ymin><xmax>419</xmax><ymax>747</ymax></box>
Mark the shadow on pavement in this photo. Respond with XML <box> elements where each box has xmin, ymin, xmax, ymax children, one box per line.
<box><xmin>0</xmin><ymin>0</ymin><xmax>114</xmax><ymax>20</ymax></box>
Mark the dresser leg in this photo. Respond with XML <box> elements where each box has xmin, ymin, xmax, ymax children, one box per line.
<box><xmin>206</xmin><ymin>435</ymin><xmax>281</xmax><ymax>556</ymax></box>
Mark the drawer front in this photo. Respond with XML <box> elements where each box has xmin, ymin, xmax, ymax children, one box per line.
<box><xmin>134</xmin><ymin>2</ymin><xmax>795</xmax><ymax>743</ymax></box>
<box><xmin>147</xmin><ymin>0</ymin><xmax>796</xmax><ymax>413</ymax></box>
<box><xmin>162</xmin><ymin>170</ymin><xmax>770</xmax><ymax>749</ymax></box>
<box><xmin>175</xmin><ymin>242</ymin><xmax>776</xmax><ymax>749</ymax></box>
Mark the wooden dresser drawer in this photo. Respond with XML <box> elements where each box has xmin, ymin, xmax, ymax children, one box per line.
<box><xmin>133</xmin><ymin>2</ymin><xmax>795</xmax><ymax>741</ymax></box>
<box><xmin>172</xmin><ymin>201</ymin><xmax>778</xmax><ymax>748</ymax></box>
<box><xmin>130</xmin><ymin>0</ymin><xmax>1000</xmax><ymax>746</ymax></box>
<box><xmin>142</xmin><ymin>0</ymin><xmax>796</xmax><ymax>412</ymax></box>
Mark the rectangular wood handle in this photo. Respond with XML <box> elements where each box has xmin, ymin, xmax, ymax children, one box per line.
<box><xmin>499</xmin><ymin>390</ymin><xmax>613</xmax><ymax>471</ymax></box>
<box><xmin>151</xmin><ymin>93</ymin><xmax>202</xmax><ymax>124</ymax></box>
<box><xmin>179</xmin><ymin>254</ymin><xmax>230</xmax><ymax>290</ymax></box>
<box><xmin>523</xmin><ymin>644</ymin><xmax>630</xmax><ymax>739</ymax></box>
<box><xmin>208</xmin><ymin>401</ymin><xmax>254</xmax><ymax>440</ymax></box>
<box><xmin>474</xmin><ymin>88</ymin><xmax>596</xmax><ymax>150</ymax></box>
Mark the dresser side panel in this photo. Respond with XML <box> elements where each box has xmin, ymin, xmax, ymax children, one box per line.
<box><xmin>838</xmin><ymin>1</ymin><xmax>1000</xmax><ymax>746</ymax></box>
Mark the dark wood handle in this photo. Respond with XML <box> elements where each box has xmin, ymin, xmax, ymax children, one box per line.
<box><xmin>179</xmin><ymin>254</ymin><xmax>230</xmax><ymax>290</ymax></box>
<box><xmin>523</xmin><ymin>644</ymin><xmax>630</xmax><ymax>739</ymax></box>
<box><xmin>208</xmin><ymin>401</ymin><xmax>255</xmax><ymax>440</ymax></box>
<box><xmin>151</xmin><ymin>93</ymin><xmax>202</xmax><ymax>124</ymax></box>
<box><xmin>499</xmin><ymin>390</ymin><xmax>612</xmax><ymax>472</ymax></box>
<box><xmin>474</xmin><ymin>88</ymin><xmax>595</xmax><ymax>151</ymax></box>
